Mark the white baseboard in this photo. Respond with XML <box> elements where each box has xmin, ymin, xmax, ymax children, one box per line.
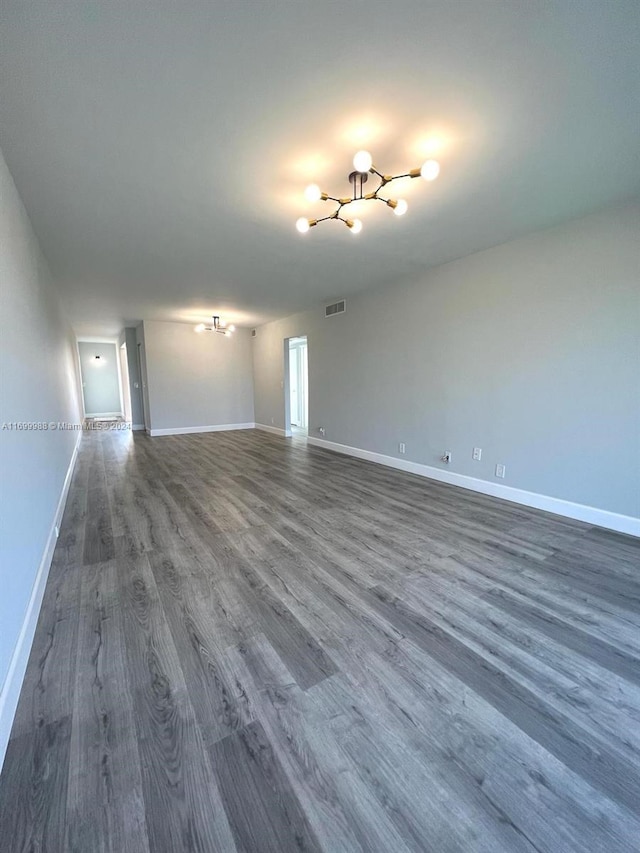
<box><xmin>307</xmin><ymin>436</ymin><xmax>640</xmax><ymax>537</ymax></box>
<box><xmin>149</xmin><ymin>422</ymin><xmax>255</xmax><ymax>437</ymax></box>
<box><xmin>255</xmin><ymin>423</ymin><xmax>292</xmax><ymax>437</ymax></box>
<box><xmin>0</xmin><ymin>432</ymin><xmax>81</xmax><ymax>772</ymax></box>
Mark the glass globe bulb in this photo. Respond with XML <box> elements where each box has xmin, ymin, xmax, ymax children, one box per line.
<box><xmin>353</xmin><ymin>150</ymin><xmax>373</xmax><ymax>173</ymax></box>
<box><xmin>304</xmin><ymin>183</ymin><xmax>322</xmax><ymax>202</ymax></box>
<box><xmin>296</xmin><ymin>217</ymin><xmax>310</xmax><ymax>233</ymax></box>
<box><xmin>195</xmin><ymin>323</ymin><xmax>205</xmax><ymax>333</ymax></box>
<box><xmin>350</xmin><ymin>218</ymin><xmax>363</xmax><ymax>235</ymax></box>
<box><xmin>228</xmin><ymin>324</ymin><xmax>236</xmax><ymax>332</ymax></box>
<box><xmin>420</xmin><ymin>159</ymin><xmax>440</xmax><ymax>181</ymax></box>
<box><xmin>394</xmin><ymin>199</ymin><xmax>408</xmax><ymax>216</ymax></box>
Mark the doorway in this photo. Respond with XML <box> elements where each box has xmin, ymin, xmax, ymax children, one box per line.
<box><xmin>119</xmin><ymin>342</ymin><xmax>133</xmax><ymax>424</ymax></box>
<box><xmin>287</xmin><ymin>336</ymin><xmax>308</xmax><ymax>435</ymax></box>
<box><xmin>77</xmin><ymin>341</ymin><xmax>123</xmax><ymax>418</ymax></box>
<box><xmin>136</xmin><ymin>342</ymin><xmax>150</xmax><ymax>431</ymax></box>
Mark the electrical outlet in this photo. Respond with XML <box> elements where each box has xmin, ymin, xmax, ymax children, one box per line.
<box><xmin>318</xmin><ymin>427</ymin><xmax>325</xmax><ymax>437</ymax></box>
<box><xmin>398</xmin><ymin>442</ymin><xmax>406</xmax><ymax>455</ymax></box>
<box><xmin>472</xmin><ymin>447</ymin><xmax>482</xmax><ymax>461</ymax></box>
<box><xmin>442</xmin><ymin>451</ymin><xmax>452</xmax><ymax>464</ymax></box>
<box><xmin>271</xmin><ymin>417</ymin><xmax>275</xmax><ymax>425</ymax></box>
<box><xmin>495</xmin><ymin>463</ymin><xmax>506</xmax><ymax>479</ymax></box>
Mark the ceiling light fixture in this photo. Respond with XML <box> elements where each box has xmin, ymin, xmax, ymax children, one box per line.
<box><xmin>296</xmin><ymin>151</ymin><xmax>440</xmax><ymax>235</ymax></box>
<box><xmin>194</xmin><ymin>316</ymin><xmax>235</xmax><ymax>336</ymax></box>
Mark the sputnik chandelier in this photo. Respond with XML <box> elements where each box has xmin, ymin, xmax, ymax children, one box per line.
<box><xmin>296</xmin><ymin>150</ymin><xmax>440</xmax><ymax>235</ymax></box>
<box><xmin>194</xmin><ymin>316</ymin><xmax>235</xmax><ymax>336</ymax></box>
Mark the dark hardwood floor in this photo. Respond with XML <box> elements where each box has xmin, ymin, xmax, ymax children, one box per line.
<box><xmin>1</xmin><ymin>427</ymin><xmax>639</xmax><ymax>852</ymax></box>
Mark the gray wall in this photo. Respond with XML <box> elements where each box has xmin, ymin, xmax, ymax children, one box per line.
<box><xmin>0</xmin><ymin>149</ymin><xmax>81</xmax><ymax>726</ymax></box>
<box><xmin>253</xmin><ymin>201</ymin><xmax>640</xmax><ymax>519</ymax></box>
<box><xmin>78</xmin><ymin>341</ymin><xmax>122</xmax><ymax>415</ymax></box>
<box><xmin>142</xmin><ymin>320</ymin><xmax>254</xmax><ymax>431</ymax></box>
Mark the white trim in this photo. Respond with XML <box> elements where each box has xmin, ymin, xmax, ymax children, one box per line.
<box><xmin>307</xmin><ymin>436</ymin><xmax>640</xmax><ymax>537</ymax></box>
<box><xmin>84</xmin><ymin>411</ymin><xmax>123</xmax><ymax>418</ymax></box>
<box><xmin>255</xmin><ymin>423</ymin><xmax>292</xmax><ymax>437</ymax></box>
<box><xmin>149</xmin><ymin>422</ymin><xmax>255</xmax><ymax>437</ymax></box>
<box><xmin>131</xmin><ymin>424</ymin><xmax>145</xmax><ymax>431</ymax></box>
<box><xmin>0</xmin><ymin>432</ymin><xmax>82</xmax><ymax>772</ymax></box>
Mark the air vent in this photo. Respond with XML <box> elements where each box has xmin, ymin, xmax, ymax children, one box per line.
<box><xmin>251</xmin><ymin>329</ymin><xmax>257</xmax><ymax>337</ymax></box>
<box><xmin>325</xmin><ymin>299</ymin><xmax>346</xmax><ymax>318</ymax></box>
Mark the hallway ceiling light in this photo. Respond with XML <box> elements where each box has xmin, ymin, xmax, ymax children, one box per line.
<box><xmin>194</xmin><ymin>315</ymin><xmax>235</xmax><ymax>336</ymax></box>
<box><xmin>296</xmin><ymin>152</ymin><xmax>440</xmax><ymax>235</ymax></box>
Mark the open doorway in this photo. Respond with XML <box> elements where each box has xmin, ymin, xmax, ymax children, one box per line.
<box><xmin>287</xmin><ymin>336</ymin><xmax>308</xmax><ymax>435</ymax></box>
<box><xmin>119</xmin><ymin>342</ymin><xmax>133</xmax><ymax>424</ymax></box>
<box><xmin>77</xmin><ymin>341</ymin><xmax>123</xmax><ymax>418</ymax></box>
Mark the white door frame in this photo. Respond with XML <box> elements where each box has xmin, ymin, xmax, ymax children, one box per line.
<box><xmin>285</xmin><ymin>335</ymin><xmax>308</xmax><ymax>435</ymax></box>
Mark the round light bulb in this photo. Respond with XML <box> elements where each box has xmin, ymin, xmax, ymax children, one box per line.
<box><xmin>228</xmin><ymin>324</ymin><xmax>236</xmax><ymax>332</ymax></box>
<box><xmin>296</xmin><ymin>217</ymin><xmax>310</xmax><ymax>233</ymax></box>
<box><xmin>353</xmin><ymin>150</ymin><xmax>373</xmax><ymax>173</ymax></box>
<box><xmin>304</xmin><ymin>183</ymin><xmax>322</xmax><ymax>202</ymax></box>
<box><xmin>350</xmin><ymin>218</ymin><xmax>363</xmax><ymax>235</ymax></box>
<box><xmin>394</xmin><ymin>199</ymin><xmax>408</xmax><ymax>216</ymax></box>
<box><xmin>195</xmin><ymin>323</ymin><xmax>205</xmax><ymax>333</ymax></box>
<box><xmin>420</xmin><ymin>159</ymin><xmax>440</xmax><ymax>181</ymax></box>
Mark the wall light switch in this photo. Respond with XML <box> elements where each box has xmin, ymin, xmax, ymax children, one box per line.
<box><xmin>495</xmin><ymin>463</ymin><xmax>506</xmax><ymax>479</ymax></box>
<box><xmin>399</xmin><ymin>442</ymin><xmax>406</xmax><ymax>454</ymax></box>
<box><xmin>473</xmin><ymin>447</ymin><xmax>482</xmax><ymax>461</ymax></box>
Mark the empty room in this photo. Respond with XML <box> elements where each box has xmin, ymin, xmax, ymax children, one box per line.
<box><xmin>1</xmin><ymin>1</ymin><xmax>639</xmax><ymax>851</ymax></box>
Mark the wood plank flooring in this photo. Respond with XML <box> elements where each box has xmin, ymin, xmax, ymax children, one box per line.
<box><xmin>1</xmin><ymin>427</ymin><xmax>639</xmax><ymax>852</ymax></box>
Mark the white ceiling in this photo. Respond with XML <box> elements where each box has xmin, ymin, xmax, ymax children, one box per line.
<box><xmin>1</xmin><ymin>0</ymin><xmax>639</xmax><ymax>335</ymax></box>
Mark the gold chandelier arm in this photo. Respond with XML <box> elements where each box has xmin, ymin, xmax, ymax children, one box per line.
<box><xmin>382</xmin><ymin>171</ymin><xmax>413</xmax><ymax>184</ymax></box>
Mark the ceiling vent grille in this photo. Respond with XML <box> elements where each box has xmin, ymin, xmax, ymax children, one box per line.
<box><xmin>325</xmin><ymin>299</ymin><xmax>346</xmax><ymax>318</ymax></box>
<box><xmin>251</xmin><ymin>329</ymin><xmax>257</xmax><ymax>337</ymax></box>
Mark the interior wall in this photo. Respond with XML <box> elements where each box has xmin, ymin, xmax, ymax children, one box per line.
<box><xmin>77</xmin><ymin>341</ymin><xmax>122</xmax><ymax>416</ymax></box>
<box><xmin>252</xmin><ymin>201</ymin><xmax>640</xmax><ymax>521</ymax></box>
<box><xmin>0</xmin><ymin>147</ymin><xmax>82</xmax><ymax>762</ymax></box>
<box><xmin>142</xmin><ymin>320</ymin><xmax>254</xmax><ymax>432</ymax></box>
